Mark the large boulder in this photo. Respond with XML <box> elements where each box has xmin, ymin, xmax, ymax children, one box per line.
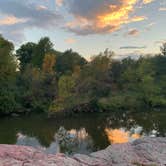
<box><xmin>0</xmin><ymin>137</ymin><xmax>166</xmax><ymax>166</ymax></box>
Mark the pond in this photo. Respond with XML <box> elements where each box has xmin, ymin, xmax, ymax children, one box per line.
<box><xmin>0</xmin><ymin>111</ymin><xmax>166</xmax><ymax>155</ymax></box>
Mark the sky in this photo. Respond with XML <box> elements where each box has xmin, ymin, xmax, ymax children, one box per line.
<box><xmin>0</xmin><ymin>0</ymin><xmax>166</xmax><ymax>59</ymax></box>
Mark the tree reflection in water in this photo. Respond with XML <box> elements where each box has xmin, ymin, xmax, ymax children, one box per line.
<box><xmin>0</xmin><ymin>111</ymin><xmax>165</xmax><ymax>154</ymax></box>
<box><xmin>16</xmin><ymin>127</ymin><xmax>93</xmax><ymax>155</ymax></box>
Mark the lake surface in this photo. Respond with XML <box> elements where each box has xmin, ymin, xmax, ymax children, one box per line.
<box><xmin>0</xmin><ymin>111</ymin><xmax>166</xmax><ymax>155</ymax></box>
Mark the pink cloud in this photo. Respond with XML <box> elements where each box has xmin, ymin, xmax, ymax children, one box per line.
<box><xmin>0</xmin><ymin>15</ymin><xmax>28</xmax><ymax>26</ymax></box>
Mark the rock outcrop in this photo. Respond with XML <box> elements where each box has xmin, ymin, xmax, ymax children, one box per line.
<box><xmin>0</xmin><ymin>137</ymin><xmax>166</xmax><ymax>166</ymax></box>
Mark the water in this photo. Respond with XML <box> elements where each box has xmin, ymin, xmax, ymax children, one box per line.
<box><xmin>0</xmin><ymin>111</ymin><xmax>165</xmax><ymax>155</ymax></box>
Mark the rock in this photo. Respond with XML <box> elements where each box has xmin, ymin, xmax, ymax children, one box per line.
<box><xmin>0</xmin><ymin>137</ymin><xmax>166</xmax><ymax>166</ymax></box>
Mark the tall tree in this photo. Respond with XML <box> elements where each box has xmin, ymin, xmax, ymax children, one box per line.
<box><xmin>0</xmin><ymin>35</ymin><xmax>18</xmax><ymax>114</ymax></box>
<box><xmin>77</xmin><ymin>50</ymin><xmax>113</xmax><ymax>98</ymax></box>
<box><xmin>160</xmin><ymin>42</ymin><xmax>166</xmax><ymax>56</ymax></box>
<box><xmin>42</xmin><ymin>54</ymin><xmax>56</xmax><ymax>74</ymax></box>
<box><xmin>16</xmin><ymin>42</ymin><xmax>36</xmax><ymax>71</ymax></box>
<box><xmin>56</xmin><ymin>49</ymin><xmax>87</xmax><ymax>75</ymax></box>
<box><xmin>32</xmin><ymin>37</ymin><xmax>54</xmax><ymax>68</ymax></box>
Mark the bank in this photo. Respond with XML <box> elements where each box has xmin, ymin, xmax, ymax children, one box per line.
<box><xmin>0</xmin><ymin>137</ymin><xmax>165</xmax><ymax>166</ymax></box>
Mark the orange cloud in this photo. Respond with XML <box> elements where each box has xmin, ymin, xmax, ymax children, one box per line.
<box><xmin>56</xmin><ymin>0</ymin><xmax>63</xmax><ymax>6</ymax></box>
<box><xmin>66</xmin><ymin>16</ymin><xmax>90</xmax><ymax>29</ymax></box>
<box><xmin>66</xmin><ymin>0</ymin><xmax>147</xmax><ymax>35</ymax></box>
<box><xmin>0</xmin><ymin>16</ymin><xmax>27</xmax><ymax>26</ymax></box>
<box><xmin>65</xmin><ymin>38</ymin><xmax>76</xmax><ymax>44</ymax></box>
<box><xmin>129</xmin><ymin>16</ymin><xmax>147</xmax><ymax>22</ymax></box>
<box><xmin>142</xmin><ymin>0</ymin><xmax>154</xmax><ymax>4</ymax></box>
<box><xmin>97</xmin><ymin>0</ymin><xmax>147</xmax><ymax>29</ymax></box>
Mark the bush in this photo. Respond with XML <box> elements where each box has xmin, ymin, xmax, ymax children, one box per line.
<box><xmin>0</xmin><ymin>89</ymin><xmax>18</xmax><ymax>114</ymax></box>
<box><xmin>98</xmin><ymin>92</ymin><xmax>144</xmax><ymax>112</ymax></box>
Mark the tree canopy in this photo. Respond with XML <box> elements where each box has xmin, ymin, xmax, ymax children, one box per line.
<box><xmin>1</xmin><ymin>35</ymin><xmax>166</xmax><ymax>115</ymax></box>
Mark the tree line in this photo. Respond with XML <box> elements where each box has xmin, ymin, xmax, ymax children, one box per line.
<box><xmin>0</xmin><ymin>34</ymin><xmax>166</xmax><ymax>115</ymax></box>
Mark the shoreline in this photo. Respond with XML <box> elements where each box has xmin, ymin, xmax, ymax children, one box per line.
<box><xmin>0</xmin><ymin>137</ymin><xmax>166</xmax><ymax>166</ymax></box>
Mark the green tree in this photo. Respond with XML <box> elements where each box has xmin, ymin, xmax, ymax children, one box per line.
<box><xmin>16</xmin><ymin>42</ymin><xmax>36</xmax><ymax>71</ymax></box>
<box><xmin>32</xmin><ymin>37</ymin><xmax>54</xmax><ymax>68</ymax></box>
<box><xmin>42</xmin><ymin>54</ymin><xmax>56</xmax><ymax>74</ymax></box>
<box><xmin>77</xmin><ymin>50</ymin><xmax>113</xmax><ymax>98</ymax></box>
<box><xmin>49</xmin><ymin>75</ymin><xmax>76</xmax><ymax>113</ymax></box>
<box><xmin>19</xmin><ymin>65</ymin><xmax>57</xmax><ymax>112</ymax></box>
<box><xmin>55</xmin><ymin>49</ymin><xmax>87</xmax><ymax>75</ymax></box>
<box><xmin>0</xmin><ymin>35</ymin><xmax>18</xmax><ymax>114</ymax></box>
<box><xmin>160</xmin><ymin>42</ymin><xmax>166</xmax><ymax>56</ymax></box>
<box><xmin>58</xmin><ymin>75</ymin><xmax>75</xmax><ymax>98</ymax></box>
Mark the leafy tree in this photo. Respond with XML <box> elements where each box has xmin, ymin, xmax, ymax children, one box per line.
<box><xmin>0</xmin><ymin>35</ymin><xmax>16</xmax><ymax>80</ymax></box>
<box><xmin>1</xmin><ymin>35</ymin><xmax>166</xmax><ymax>115</ymax></box>
<box><xmin>72</xmin><ymin>65</ymin><xmax>81</xmax><ymax>79</ymax></box>
<box><xmin>55</xmin><ymin>49</ymin><xmax>87</xmax><ymax>75</ymax></box>
<box><xmin>49</xmin><ymin>75</ymin><xmax>75</xmax><ymax>113</ymax></box>
<box><xmin>160</xmin><ymin>42</ymin><xmax>166</xmax><ymax>56</ymax></box>
<box><xmin>58</xmin><ymin>75</ymin><xmax>75</xmax><ymax>98</ymax></box>
<box><xmin>32</xmin><ymin>37</ymin><xmax>54</xmax><ymax>68</ymax></box>
<box><xmin>77</xmin><ymin>50</ymin><xmax>113</xmax><ymax>99</ymax></box>
<box><xmin>19</xmin><ymin>52</ymin><xmax>57</xmax><ymax>112</ymax></box>
<box><xmin>16</xmin><ymin>42</ymin><xmax>36</xmax><ymax>71</ymax></box>
<box><xmin>42</xmin><ymin>54</ymin><xmax>56</xmax><ymax>74</ymax></box>
<box><xmin>0</xmin><ymin>35</ymin><xmax>18</xmax><ymax>114</ymax></box>
<box><xmin>19</xmin><ymin>65</ymin><xmax>57</xmax><ymax>112</ymax></box>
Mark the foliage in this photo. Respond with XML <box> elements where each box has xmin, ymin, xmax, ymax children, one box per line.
<box><xmin>1</xmin><ymin>35</ymin><xmax>166</xmax><ymax>115</ymax></box>
<box><xmin>49</xmin><ymin>75</ymin><xmax>75</xmax><ymax>112</ymax></box>
<box><xmin>98</xmin><ymin>92</ymin><xmax>143</xmax><ymax>111</ymax></box>
<box><xmin>160</xmin><ymin>42</ymin><xmax>166</xmax><ymax>56</ymax></box>
<box><xmin>19</xmin><ymin>65</ymin><xmax>57</xmax><ymax>112</ymax></box>
<box><xmin>42</xmin><ymin>54</ymin><xmax>56</xmax><ymax>74</ymax></box>
<box><xmin>31</xmin><ymin>37</ymin><xmax>54</xmax><ymax>68</ymax></box>
<box><xmin>76</xmin><ymin>51</ymin><xmax>113</xmax><ymax>99</ymax></box>
<box><xmin>55</xmin><ymin>49</ymin><xmax>87</xmax><ymax>75</ymax></box>
<box><xmin>0</xmin><ymin>35</ymin><xmax>18</xmax><ymax>114</ymax></box>
<box><xmin>16</xmin><ymin>42</ymin><xmax>36</xmax><ymax>71</ymax></box>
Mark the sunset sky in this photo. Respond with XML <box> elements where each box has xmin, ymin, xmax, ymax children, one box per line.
<box><xmin>0</xmin><ymin>0</ymin><xmax>165</xmax><ymax>59</ymax></box>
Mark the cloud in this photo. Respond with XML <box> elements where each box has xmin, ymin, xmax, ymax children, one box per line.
<box><xmin>0</xmin><ymin>0</ymin><xmax>62</xmax><ymax>42</ymax></box>
<box><xmin>65</xmin><ymin>38</ymin><xmax>76</xmax><ymax>44</ymax></box>
<box><xmin>145</xmin><ymin>22</ymin><xmax>156</xmax><ymax>31</ymax></box>
<box><xmin>155</xmin><ymin>40</ymin><xmax>166</xmax><ymax>45</ymax></box>
<box><xmin>127</xmin><ymin>29</ymin><xmax>139</xmax><ymax>36</ymax></box>
<box><xmin>56</xmin><ymin>0</ymin><xmax>63</xmax><ymax>7</ymax></box>
<box><xmin>0</xmin><ymin>0</ymin><xmax>153</xmax><ymax>42</ymax></box>
<box><xmin>142</xmin><ymin>0</ymin><xmax>154</xmax><ymax>4</ymax></box>
<box><xmin>159</xmin><ymin>7</ymin><xmax>166</xmax><ymax>11</ymax></box>
<box><xmin>0</xmin><ymin>15</ymin><xmax>28</xmax><ymax>26</ymax></box>
<box><xmin>36</xmin><ymin>5</ymin><xmax>48</xmax><ymax>11</ymax></box>
<box><xmin>64</xmin><ymin>0</ymin><xmax>147</xmax><ymax>35</ymax></box>
<box><xmin>120</xmin><ymin>46</ymin><xmax>146</xmax><ymax>49</ymax></box>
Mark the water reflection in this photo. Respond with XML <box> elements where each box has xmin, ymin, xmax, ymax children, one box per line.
<box><xmin>105</xmin><ymin>126</ymin><xmax>142</xmax><ymax>144</ymax></box>
<box><xmin>105</xmin><ymin>125</ymin><xmax>160</xmax><ymax>144</ymax></box>
<box><xmin>16</xmin><ymin>132</ymin><xmax>60</xmax><ymax>154</ymax></box>
<box><xmin>16</xmin><ymin>127</ymin><xmax>93</xmax><ymax>155</ymax></box>
<box><xmin>0</xmin><ymin>111</ymin><xmax>165</xmax><ymax>154</ymax></box>
<box><xmin>55</xmin><ymin>127</ymin><xmax>93</xmax><ymax>154</ymax></box>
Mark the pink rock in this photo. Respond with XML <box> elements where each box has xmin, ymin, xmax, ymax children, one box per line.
<box><xmin>0</xmin><ymin>137</ymin><xmax>165</xmax><ymax>166</ymax></box>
